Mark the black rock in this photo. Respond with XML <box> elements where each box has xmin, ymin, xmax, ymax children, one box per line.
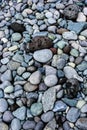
<box><xmin>9</xmin><ymin>22</ymin><xmax>25</xmax><ymax>33</ymax></box>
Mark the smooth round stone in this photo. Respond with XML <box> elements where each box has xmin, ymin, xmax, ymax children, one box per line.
<box><xmin>7</xmin><ymin>60</ymin><xmax>20</xmax><ymax>70</ymax></box>
<box><xmin>23</xmin><ymin>120</ymin><xmax>36</xmax><ymax>129</ymax></box>
<box><xmin>17</xmin><ymin>67</ymin><xmax>26</xmax><ymax>75</ymax></box>
<box><xmin>80</xmin><ymin>29</ymin><xmax>87</xmax><ymax>38</ymax></box>
<box><xmin>57</xmin><ymin>89</ymin><xmax>63</xmax><ymax>99</ymax></box>
<box><xmin>1</xmin><ymin>58</ymin><xmax>9</xmax><ymax>64</ymax></box>
<box><xmin>4</xmin><ymin>85</ymin><xmax>14</xmax><ymax>93</ymax></box>
<box><xmin>56</xmin><ymin>3</ymin><xmax>65</xmax><ymax>9</ymax></box>
<box><xmin>11</xmin><ymin>33</ymin><xmax>22</xmax><ymax>42</ymax></box>
<box><xmin>24</xmin><ymin>82</ymin><xmax>38</xmax><ymax>92</ymax></box>
<box><xmin>22</xmin><ymin>72</ymin><xmax>31</xmax><ymax>79</ymax></box>
<box><xmin>29</xmin><ymin>71</ymin><xmax>41</xmax><ymax>85</ymax></box>
<box><xmin>30</xmin><ymin>102</ymin><xmax>43</xmax><ymax>116</ymax></box>
<box><xmin>3</xmin><ymin>111</ymin><xmax>13</xmax><ymax>123</ymax></box>
<box><xmin>62</xmin><ymin>31</ymin><xmax>77</xmax><ymax>40</ymax></box>
<box><xmin>57</xmin><ymin>40</ymin><xmax>67</xmax><ymax>49</ymax></box>
<box><xmin>57</xmin><ymin>58</ymin><xmax>66</xmax><ymax>69</ymax></box>
<box><xmin>8</xmin><ymin>45</ymin><xmax>18</xmax><ymax>51</ymax></box>
<box><xmin>35</xmin><ymin>121</ymin><xmax>44</xmax><ymax>130</ymax></box>
<box><xmin>0</xmin><ymin>122</ymin><xmax>8</xmax><ymax>130</ymax></box>
<box><xmin>44</xmin><ymin>74</ymin><xmax>58</xmax><ymax>87</ymax></box>
<box><xmin>66</xmin><ymin>107</ymin><xmax>80</xmax><ymax>123</ymax></box>
<box><xmin>33</xmin><ymin>49</ymin><xmax>53</xmax><ymax>63</ymax></box>
<box><xmin>79</xmin><ymin>35</ymin><xmax>86</xmax><ymax>40</ymax></box>
<box><xmin>70</xmin><ymin>49</ymin><xmax>79</xmax><ymax>57</ymax></box>
<box><xmin>76</xmin><ymin>12</ymin><xmax>86</xmax><ymax>22</ymax></box>
<box><xmin>81</xmin><ymin>104</ymin><xmax>87</xmax><ymax>113</ymax></box>
<box><xmin>1</xmin><ymin>69</ymin><xmax>12</xmax><ymax>82</ymax></box>
<box><xmin>44</xmin><ymin>65</ymin><xmax>57</xmax><ymax>76</ymax></box>
<box><xmin>75</xmin><ymin>57</ymin><xmax>83</xmax><ymax>65</ymax></box>
<box><xmin>80</xmin><ymin>41</ymin><xmax>87</xmax><ymax>47</ymax></box>
<box><xmin>45</xmin><ymin>11</ymin><xmax>53</xmax><ymax>18</ymax></box>
<box><xmin>48</xmin><ymin>17</ymin><xmax>56</xmax><ymax>24</ymax></box>
<box><xmin>11</xmin><ymin>118</ymin><xmax>21</xmax><ymax>130</ymax></box>
<box><xmin>41</xmin><ymin>111</ymin><xmax>54</xmax><ymax>123</ymax></box>
<box><xmin>0</xmin><ymin>31</ymin><xmax>5</xmax><ymax>38</ymax></box>
<box><xmin>76</xmin><ymin>100</ymin><xmax>86</xmax><ymax>109</ymax></box>
<box><xmin>53</xmin><ymin>101</ymin><xmax>67</xmax><ymax>112</ymax></box>
<box><xmin>48</xmin><ymin>26</ymin><xmax>56</xmax><ymax>33</ymax></box>
<box><xmin>13</xmin><ymin>106</ymin><xmax>26</xmax><ymax>120</ymax></box>
<box><xmin>0</xmin><ymin>98</ymin><xmax>8</xmax><ymax>112</ymax></box>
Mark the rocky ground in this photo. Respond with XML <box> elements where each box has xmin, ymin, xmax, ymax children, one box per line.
<box><xmin>0</xmin><ymin>0</ymin><xmax>87</xmax><ymax>130</ymax></box>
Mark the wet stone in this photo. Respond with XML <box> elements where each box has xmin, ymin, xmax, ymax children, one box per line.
<box><xmin>9</xmin><ymin>22</ymin><xmax>25</xmax><ymax>33</ymax></box>
<box><xmin>63</xmin><ymin>4</ymin><xmax>79</xmax><ymax>20</ymax></box>
<box><xmin>26</xmin><ymin>36</ymin><xmax>53</xmax><ymax>52</ymax></box>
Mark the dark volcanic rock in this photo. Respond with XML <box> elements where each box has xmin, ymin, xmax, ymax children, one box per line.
<box><xmin>66</xmin><ymin>78</ymin><xmax>80</xmax><ymax>99</ymax></box>
<box><xmin>9</xmin><ymin>22</ymin><xmax>25</xmax><ymax>33</ymax></box>
<box><xmin>63</xmin><ymin>4</ymin><xmax>79</xmax><ymax>20</ymax></box>
<box><xmin>26</xmin><ymin>36</ymin><xmax>53</xmax><ymax>52</ymax></box>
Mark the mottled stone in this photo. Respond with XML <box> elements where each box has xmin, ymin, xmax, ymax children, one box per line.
<box><xmin>42</xmin><ymin>87</ymin><xmax>56</xmax><ymax>112</ymax></box>
<box><xmin>24</xmin><ymin>82</ymin><xmax>38</xmax><ymax>92</ymax></box>
<box><xmin>62</xmin><ymin>31</ymin><xmax>77</xmax><ymax>40</ymax></box>
<box><xmin>57</xmin><ymin>58</ymin><xmax>66</xmax><ymax>69</ymax></box>
<box><xmin>53</xmin><ymin>101</ymin><xmax>67</xmax><ymax>112</ymax></box>
<box><xmin>0</xmin><ymin>122</ymin><xmax>8</xmax><ymax>130</ymax></box>
<box><xmin>44</xmin><ymin>119</ymin><xmax>56</xmax><ymax>130</ymax></box>
<box><xmin>76</xmin><ymin>118</ymin><xmax>87</xmax><ymax>130</ymax></box>
<box><xmin>7</xmin><ymin>60</ymin><xmax>20</xmax><ymax>70</ymax></box>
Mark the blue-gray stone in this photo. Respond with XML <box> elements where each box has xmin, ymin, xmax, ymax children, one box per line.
<box><xmin>62</xmin><ymin>98</ymin><xmax>77</xmax><ymax>107</ymax></box>
<box><xmin>76</xmin><ymin>61</ymin><xmax>87</xmax><ymax>71</ymax></box>
<box><xmin>57</xmin><ymin>70</ymin><xmax>65</xmax><ymax>78</ymax></box>
<box><xmin>68</xmin><ymin>21</ymin><xmax>87</xmax><ymax>34</ymax></box>
<box><xmin>0</xmin><ymin>89</ymin><xmax>4</xmax><ymax>98</ymax></box>
<box><xmin>53</xmin><ymin>101</ymin><xmax>67</xmax><ymax>112</ymax></box>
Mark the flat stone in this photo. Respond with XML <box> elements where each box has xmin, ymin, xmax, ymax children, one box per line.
<box><xmin>76</xmin><ymin>100</ymin><xmax>86</xmax><ymax>109</ymax></box>
<box><xmin>76</xmin><ymin>118</ymin><xmax>87</xmax><ymax>130</ymax></box>
<box><xmin>11</xmin><ymin>118</ymin><xmax>21</xmax><ymax>130</ymax></box>
<box><xmin>66</xmin><ymin>107</ymin><xmax>80</xmax><ymax>123</ymax></box>
<box><xmin>11</xmin><ymin>33</ymin><xmax>22</xmax><ymax>41</ymax></box>
<box><xmin>53</xmin><ymin>101</ymin><xmax>67</xmax><ymax>112</ymax></box>
<box><xmin>44</xmin><ymin>119</ymin><xmax>56</xmax><ymax>130</ymax></box>
<box><xmin>44</xmin><ymin>74</ymin><xmax>58</xmax><ymax>87</ymax></box>
<box><xmin>29</xmin><ymin>71</ymin><xmax>41</xmax><ymax>85</ymax></box>
<box><xmin>35</xmin><ymin>121</ymin><xmax>44</xmax><ymax>130</ymax></box>
<box><xmin>44</xmin><ymin>65</ymin><xmax>57</xmax><ymax>76</ymax></box>
<box><xmin>0</xmin><ymin>122</ymin><xmax>8</xmax><ymax>130</ymax></box>
<box><xmin>3</xmin><ymin>111</ymin><xmax>13</xmax><ymax>123</ymax></box>
<box><xmin>8</xmin><ymin>45</ymin><xmax>18</xmax><ymax>51</ymax></box>
<box><xmin>62</xmin><ymin>98</ymin><xmax>77</xmax><ymax>107</ymax></box>
<box><xmin>81</xmin><ymin>104</ymin><xmax>87</xmax><ymax>113</ymax></box>
<box><xmin>24</xmin><ymin>82</ymin><xmax>38</xmax><ymax>92</ymax></box>
<box><xmin>0</xmin><ymin>98</ymin><xmax>8</xmax><ymax>112</ymax></box>
<box><xmin>33</xmin><ymin>49</ymin><xmax>53</xmax><ymax>63</ymax></box>
<box><xmin>64</xmin><ymin>66</ymin><xmax>83</xmax><ymax>82</ymax></box>
<box><xmin>1</xmin><ymin>70</ymin><xmax>12</xmax><ymax>82</ymax></box>
<box><xmin>7</xmin><ymin>60</ymin><xmax>20</xmax><ymax>70</ymax></box>
<box><xmin>41</xmin><ymin>111</ymin><xmax>54</xmax><ymax>123</ymax></box>
<box><xmin>4</xmin><ymin>85</ymin><xmax>14</xmax><ymax>93</ymax></box>
<box><xmin>30</xmin><ymin>102</ymin><xmax>43</xmax><ymax>116</ymax></box>
<box><xmin>12</xmin><ymin>53</ymin><xmax>23</xmax><ymax>63</ymax></box>
<box><xmin>76</xmin><ymin>61</ymin><xmax>87</xmax><ymax>71</ymax></box>
<box><xmin>13</xmin><ymin>106</ymin><xmax>26</xmax><ymax>120</ymax></box>
<box><xmin>42</xmin><ymin>87</ymin><xmax>56</xmax><ymax>112</ymax></box>
<box><xmin>23</xmin><ymin>120</ymin><xmax>36</xmax><ymax>129</ymax></box>
<box><xmin>62</xmin><ymin>31</ymin><xmax>77</xmax><ymax>40</ymax></box>
<box><xmin>1</xmin><ymin>58</ymin><xmax>9</xmax><ymax>64</ymax></box>
<box><xmin>48</xmin><ymin>17</ymin><xmax>56</xmax><ymax>24</ymax></box>
<box><xmin>17</xmin><ymin>67</ymin><xmax>26</xmax><ymax>75</ymax></box>
<box><xmin>68</xmin><ymin>21</ymin><xmax>87</xmax><ymax>34</ymax></box>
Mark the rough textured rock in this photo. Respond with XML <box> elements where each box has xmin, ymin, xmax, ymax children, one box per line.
<box><xmin>63</xmin><ymin>4</ymin><xmax>79</xmax><ymax>20</ymax></box>
<box><xmin>26</xmin><ymin>36</ymin><xmax>53</xmax><ymax>52</ymax></box>
<box><xmin>42</xmin><ymin>87</ymin><xmax>56</xmax><ymax>112</ymax></box>
<box><xmin>9</xmin><ymin>22</ymin><xmax>25</xmax><ymax>33</ymax></box>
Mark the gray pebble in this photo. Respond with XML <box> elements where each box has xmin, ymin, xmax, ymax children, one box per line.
<box><xmin>0</xmin><ymin>98</ymin><xmax>8</xmax><ymax>112</ymax></box>
<box><xmin>53</xmin><ymin>101</ymin><xmax>67</xmax><ymax>112</ymax></box>
<box><xmin>23</xmin><ymin>120</ymin><xmax>36</xmax><ymax>129</ymax></box>
<box><xmin>3</xmin><ymin>111</ymin><xmax>13</xmax><ymax>123</ymax></box>
<box><xmin>11</xmin><ymin>118</ymin><xmax>21</xmax><ymax>130</ymax></box>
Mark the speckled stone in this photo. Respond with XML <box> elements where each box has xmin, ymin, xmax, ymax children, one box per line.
<box><xmin>76</xmin><ymin>118</ymin><xmax>87</xmax><ymax>130</ymax></box>
<box><xmin>0</xmin><ymin>122</ymin><xmax>8</xmax><ymax>130</ymax></box>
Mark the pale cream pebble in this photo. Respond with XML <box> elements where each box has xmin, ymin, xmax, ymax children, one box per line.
<box><xmin>76</xmin><ymin>100</ymin><xmax>86</xmax><ymax>109</ymax></box>
<box><xmin>65</xmin><ymin>106</ymin><xmax>70</xmax><ymax>114</ymax></box>
<box><xmin>83</xmin><ymin>7</ymin><xmax>87</xmax><ymax>16</ymax></box>
<box><xmin>68</xmin><ymin>62</ymin><xmax>75</xmax><ymax>68</ymax></box>
<box><xmin>57</xmin><ymin>48</ymin><xmax>63</xmax><ymax>54</ymax></box>
<box><xmin>8</xmin><ymin>45</ymin><xmax>18</xmax><ymax>51</ymax></box>
<box><xmin>1</xmin><ymin>38</ymin><xmax>8</xmax><ymax>43</ymax></box>
<box><xmin>79</xmin><ymin>35</ymin><xmax>86</xmax><ymax>40</ymax></box>
<box><xmin>76</xmin><ymin>12</ymin><xmax>86</xmax><ymax>22</ymax></box>
<box><xmin>3</xmin><ymin>48</ymin><xmax>8</xmax><ymax>52</ymax></box>
<box><xmin>69</xmin><ymin>122</ymin><xmax>74</xmax><ymax>128</ymax></box>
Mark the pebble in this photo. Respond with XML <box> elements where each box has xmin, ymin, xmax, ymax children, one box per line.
<box><xmin>29</xmin><ymin>70</ymin><xmax>41</xmax><ymax>85</ymax></box>
<box><xmin>7</xmin><ymin>60</ymin><xmax>20</xmax><ymax>70</ymax></box>
<box><xmin>11</xmin><ymin>118</ymin><xmax>21</xmax><ymax>130</ymax></box>
<box><xmin>33</xmin><ymin>49</ymin><xmax>53</xmax><ymax>63</ymax></box>
<box><xmin>53</xmin><ymin>101</ymin><xmax>67</xmax><ymax>112</ymax></box>
<box><xmin>76</xmin><ymin>118</ymin><xmax>87</xmax><ymax>130</ymax></box>
<box><xmin>0</xmin><ymin>31</ymin><xmax>5</xmax><ymax>38</ymax></box>
<box><xmin>17</xmin><ymin>67</ymin><xmax>26</xmax><ymax>75</ymax></box>
<box><xmin>76</xmin><ymin>100</ymin><xmax>86</xmax><ymax>109</ymax></box>
<box><xmin>41</xmin><ymin>111</ymin><xmax>54</xmax><ymax>123</ymax></box>
<box><xmin>12</xmin><ymin>53</ymin><xmax>23</xmax><ymax>63</ymax></box>
<box><xmin>8</xmin><ymin>45</ymin><xmax>18</xmax><ymax>51</ymax></box>
<box><xmin>3</xmin><ymin>111</ymin><xmax>13</xmax><ymax>123</ymax></box>
<box><xmin>83</xmin><ymin>7</ymin><xmax>87</xmax><ymax>16</ymax></box>
<box><xmin>62</xmin><ymin>31</ymin><xmax>77</xmax><ymax>40</ymax></box>
<box><xmin>0</xmin><ymin>98</ymin><xmax>8</xmax><ymax>112</ymax></box>
<box><xmin>1</xmin><ymin>69</ymin><xmax>12</xmax><ymax>82</ymax></box>
<box><xmin>11</xmin><ymin>33</ymin><xmax>22</xmax><ymax>42</ymax></box>
<box><xmin>48</xmin><ymin>17</ymin><xmax>56</xmax><ymax>24</ymax></box>
<box><xmin>76</xmin><ymin>61</ymin><xmax>87</xmax><ymax>71</ymax></box>
<box><xmin>81</xmin><ymin>104</ymin><xmax>87</xmax><ymax>113</ymax></box>
<box><xmin>76</xmin><ymin>12</ymin><xmax>86</xmax><ymax>22</ymax></box>
<box><xmin>0</xmin><ymin>89</ymin><xmax>4</xmax><ymax>98</ymax></box>
<box><xmin>13</xmin><ymin>106</ymin><xmax>26</xmax><ymax>120</ymax></box>
<box><xmin>57</xmin><ymin>58</ymin><xmax>66</xmax><ymax>69</ymax></box>
<box><xmin>4</xmin><ymin>85</ymin><xmax>14</xmax><ymax>93</ymax></box>
<box><xmin>42</xmin><ymin>87</ymin><xmax>56</xmax><ymax>112</ymax></box>
<box><xmin>23</xmin><ymin>120</ymin><xmax>36</xmax><ymax>129</ymax></box>
<box><xmin>70</xmin><ymin>49</ymin><xmax>79</xmax><ymax>57</ymax></box>
<box><xmin>30</xmin><ymin>102</ymin><xmax>43</xmax><ymax>116</ymax></box>
<box><xmin>62</xmin><ymin>98</ymin><xmax>77</xmax><ymax>107</ymax></box>
<box><xmin>66</xmin><ymin>107</ymin><xmax>80</xmax><ymax>123</ymax></box>
<box><xmin>1</xmin><ymin>58</ymin><xmax>9</xmax><ymax>64</ymax></box>
<box><xmin>44</xmin><ymin>65</ymin><xmax>57</xmax><ymax>76</ymax></box>
<box><xmin>45</xmin><ymin>11</ymin><xmax>53</xmax><ymax>18</ymax></box>
<box><xmin>35</xmin><ymin>121</ymin><xmax>44</xmax><ymax>130</ymax></box>
<box><xmin>80</xmin><ymin>29</ymin><xmax>87</xmax><ymax>38</ymax></box>
<box><xmin>44</xmin><ymin>118</ymin><xmax>56</xmax><ymax>130</ymax></box>
<box><xmin>64</xmin><ymin>66</ymin><xmax>83</xmax><ymax>81</ymax></box>
<box><xmin>0</xmin><ymin>122</ymin><xmax>8</xmax><ymax>130</ymax></box>
<box><xmin>44</xmin><ymin>74</ymin><xmax>58</xmax><ymax>87</ymax></box>
<box><xmin>24</xmin><ymin>82</ymin><xmax>38</xmax><ymax>92</ymax></box>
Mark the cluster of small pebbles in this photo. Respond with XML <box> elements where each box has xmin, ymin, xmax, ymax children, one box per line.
<box><xmin>0</xmin><ymin>0</ymin><xmax>87</xmax><ymax>130</ymax></box>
